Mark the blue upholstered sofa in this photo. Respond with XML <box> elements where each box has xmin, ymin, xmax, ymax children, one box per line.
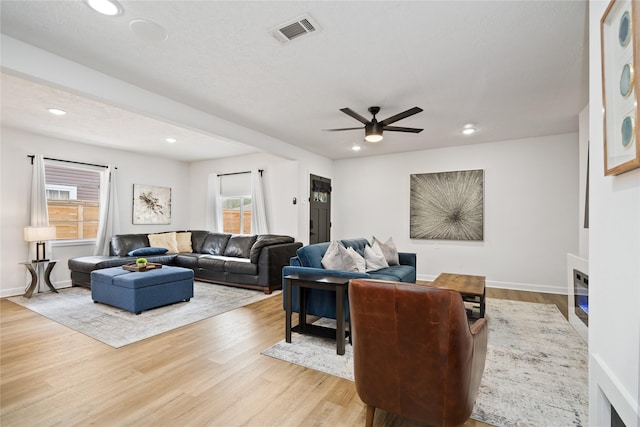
<box><xmin>282</xmin><ymin>238</ymin><xmax>417</xmax><ymax>320</ymax></box>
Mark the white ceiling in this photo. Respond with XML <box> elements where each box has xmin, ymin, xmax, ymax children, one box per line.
<box><xmin>0</xmin><ymin>1</ymin><xmax>589</xmax><ymax>161</ymax></box>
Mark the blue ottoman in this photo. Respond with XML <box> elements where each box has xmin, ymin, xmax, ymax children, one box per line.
<box><xmin>91</xmin><ymin>266</ymin><xmax>194</xmax><ymax>314</ymax></box>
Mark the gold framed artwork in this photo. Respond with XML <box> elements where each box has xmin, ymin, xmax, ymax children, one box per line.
<box><xmin>601</xmin><ymin>0</ymin><xmax>640</xmax><ymax>175</ymax></box>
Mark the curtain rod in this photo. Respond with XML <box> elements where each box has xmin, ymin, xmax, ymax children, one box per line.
<box><xmin>28</xmin><ymin>155</ymin><xmax>116</xmax><ymax>169</ymax></box>
<box><xmin>218</xmin><ymin>169</ymin><xmax>263</xmax><ymax>177</ymax></box>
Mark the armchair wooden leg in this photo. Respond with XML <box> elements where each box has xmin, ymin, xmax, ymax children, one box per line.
<box><xmin>365</xmin><ymin>405</ymin><xmax>375</xmax><ymax>427</ymax></box>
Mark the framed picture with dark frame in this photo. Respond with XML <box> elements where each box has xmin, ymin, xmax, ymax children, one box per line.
<box><xmin>132</xmin><ymin>184</ymin><xmax>171</xmax><ymax>225</ymax></box>
<box><xmin>601</xmin><ymin>0</ymin><xmax>640</xmax><ymax>175</ymax></box>
<box><xmin>410</xmin><ymin>169</ymin><xmax>484</xmax><ymax>241</ymax></box>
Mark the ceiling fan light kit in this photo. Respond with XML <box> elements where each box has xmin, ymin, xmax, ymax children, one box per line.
<box><xmin>325</xmin><ymin>105</ymin><xmax>423</xmax><ymax>144</ymax></box>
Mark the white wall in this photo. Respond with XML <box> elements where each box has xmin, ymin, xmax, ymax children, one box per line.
<box><xmin>189</xmin><ymin>153</ymin><xmax>299</xmax><ymax>237</ymax></box>
<box><xmin>579</xmin><ymin>104</ymin><xmax>590</xmax><ymax>258</ymax></box>
<box><xmin>588</xmin><ymin>1</ymin><xmax>640</xmax><ymax>426</ymax></box>
<box><xmin>1</xmin><ymin>127</ymin><xmax>191</xmax><ymax>297</ymax></box>
<box><xmin>333</xmin><ymin>133</ymin><xmax>579</xmax><ymax>293</ymax></box>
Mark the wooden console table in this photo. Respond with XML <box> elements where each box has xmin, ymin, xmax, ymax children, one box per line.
<box><xmin>431</xmin><ymin>272</ymin><xmax>486</xmax><ymax>318</ymax></box>
<box><xmin>21</xmin><ymin>260</ymin><xmax>58</xmax><ymax>298</ymax></box>
<box><xmin>284</xmin><ymin>274</ymin><xmax>350</xmax><ymax>355</ymax></box>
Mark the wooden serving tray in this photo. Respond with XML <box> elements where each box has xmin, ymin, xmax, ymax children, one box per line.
<box><xmin>122</xmin><ymin>263</ymin><xmax>163</xmax><ymax>272</ymax></box>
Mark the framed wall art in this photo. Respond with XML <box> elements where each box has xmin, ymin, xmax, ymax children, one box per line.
<box><xmin>601</xmin><ymin>0</ymin><xmax>640</xmax><ymax>175</ymax></box>
<box><xmin>132</xmin><ymin>184</ymin><xmax>171</xmax><ymax>224</ymax></box>
<box><xmin>410</xmin><ymin>169</ymin><xmax>484</xmax><ymax>241</ymax></box>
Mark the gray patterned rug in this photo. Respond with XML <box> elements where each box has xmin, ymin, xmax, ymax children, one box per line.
<box><xmin>9</xmin><ymin>282</ymin><xmax>275</xmax><ymax>348</ymax></box>
<box><xmin>262</xmin><ymin>299</ymin><xmax>588</xmax><ymax>427</ymax></box>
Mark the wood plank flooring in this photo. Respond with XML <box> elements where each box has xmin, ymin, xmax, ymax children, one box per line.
<box><xmin>0</xmin><ymin>285</ymin><xmax>568</xmax><ymax>427</ymax></box>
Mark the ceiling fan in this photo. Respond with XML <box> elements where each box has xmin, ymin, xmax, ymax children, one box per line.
<box><xmin>324</xmin><ymin>106</ymin><xmax>423</xmax><ymax>143</ymax></box>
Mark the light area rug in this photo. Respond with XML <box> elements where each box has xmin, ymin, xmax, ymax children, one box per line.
<box><xmin>9</xmin><ymin>282</ymin><xmax>275</xmax><ymax>348</ymax></box>
<box><xmin>262</xmin><ymin>299</ymin><xmax>589</xmax><ymax>427</ymax></box>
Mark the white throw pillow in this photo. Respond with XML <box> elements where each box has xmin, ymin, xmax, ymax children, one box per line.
<box><xmin>321</xmin><ymin>241</ymin><xmax>358</xmax><ymax>272</ymax></box>
<box><xmin>148</xmin><ymin>232</ymin><xmax>179</xmax><ymax>254</ymax></box>
<box><xmin>346</xmin><ymin>247</ymin><xmax>366</xmax><ymax>273</ymax></box>
<box><xmin>364</xmin><ymin>244</ymin><xmax>389</xmax><ymax>272</ymax></box>
<box><xmin>373</xmin><ymin>236</ymin><xmax>400</xmax><ymax>266</ymax></box>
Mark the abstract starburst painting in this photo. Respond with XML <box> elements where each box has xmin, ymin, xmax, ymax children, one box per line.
<box><xmin>410</xmin><ymin>169</ymin><xmax>484</xmax><ymax>240</ymax></box>
<box><xmin>132</xmin><ymin>184</ymin><xmax>171</xmax><ymax>224</ymax></box>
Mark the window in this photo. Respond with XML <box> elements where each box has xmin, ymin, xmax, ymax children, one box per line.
<box><xmin>46</xmin><ymin>184</ymin><xmax>77</xmax><ymax>200</ymax></box>
<box><xmin>222</xmin><ymin>197</ymin><xmax>252</xmax><ymax>234</ymax></box>
<box><xmin>220</xmin><ymin>173</ymin><xmax>252</xmax><ymax>234</ymax></box>
<box><xmin>45</xmin><ymin>162</ymin><xmax>101</xmax><ymax>240</ymax></box>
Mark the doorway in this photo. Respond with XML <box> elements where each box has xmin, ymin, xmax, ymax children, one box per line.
<box><xmin>309</xmin><ymin>174</ymin><xmax>331</xmax><ymax>244</ymax></box>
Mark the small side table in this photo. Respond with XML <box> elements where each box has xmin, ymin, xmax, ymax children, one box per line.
<box><xmin>21</xmin><ymin>260</ymin><xmax>58</xmax><ymax>298</ymax></box>
<box><xmin>284</xmin><ymin>274</ymin><xmax>350</xmax><ymax>355</ymax></box>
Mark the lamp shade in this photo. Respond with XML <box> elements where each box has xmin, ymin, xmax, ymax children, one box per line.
<box><xmin>24</xmin><ymin>226</ymin><xmax>57</xmax><ymax>242</ymax></box>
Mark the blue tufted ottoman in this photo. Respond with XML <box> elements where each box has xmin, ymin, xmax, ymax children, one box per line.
<box><xmin>91</xmin><ymin>266</ymin><xmax>194</xmax><ymax>314</ymax></box>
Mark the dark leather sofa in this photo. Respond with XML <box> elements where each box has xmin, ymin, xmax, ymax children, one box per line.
<box><xmin>68</xmin><ymin>230</ymin><xmax>302</xmax><ymax>294</ymax></box>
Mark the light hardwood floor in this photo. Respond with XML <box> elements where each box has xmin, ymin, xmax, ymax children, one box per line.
<box><xmin>0</xmin><ymin>285</ymin><xmax>567</xmax><ymax>427</ymax></box>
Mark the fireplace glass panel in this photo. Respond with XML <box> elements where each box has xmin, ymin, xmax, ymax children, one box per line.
<box><xmin>573</xmin><ymin>269</ymin><xmax>589</xmax><ymax>326</ymax></box>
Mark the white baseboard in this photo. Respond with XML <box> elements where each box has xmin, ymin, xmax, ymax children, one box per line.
<box><xmin>416</xmin><ymin>274</ymin><xmax>567</xmax><ymax>295</ymax></box>
<box><xmin>1</xmin><ymin>281</ymin><xmax>72</xmax><ymax>298</ymax></box>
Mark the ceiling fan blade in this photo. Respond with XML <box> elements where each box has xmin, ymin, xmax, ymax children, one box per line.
<box><xmin>323</xmin><ymin>127</ymin><xmax>364</xmax><ymax>132</ymax></box>
<box><xmin>379</xmin><ymin>107</ymin><xmax>423</xmax><ymax>126</ymax></box>
<box><xmin>383</xmin><ymin>125</ymin><xmax>423</xmax><ymax>133</ymax></box>
<box><xmin>340</xmin><ymin>108</ymin><xmax>370</xmax><ymax>125</ymax></box>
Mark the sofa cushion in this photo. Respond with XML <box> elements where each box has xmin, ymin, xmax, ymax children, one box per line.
<box><xmin>176</xmin><ymin>232</ymin><xmax>193</xmax><ymax>253</ymax></box>
<box><xmin>369</xmin><ymin>265</ymin><xmax>417</xmax><ymax>283</ymax></box>
<box><xmin>174</xmin><ymin>253</ymin><xmax>201</xmax><ymax>269</ymax></box>
<box><xmin>296</xmin><ymin>242</ymin><xmax>331</xmax><ymax>269</ymax></box>
<box><xmin>224</xmin><ymin>235</ymin><xmax>257</xmax><ymax>258</ymax></box>
<box><xmin>198</xmin><ymin>256</ymin><xmax>226</xmax><ymax>271</ymax></box>
<box><xmin>190</xmin><ymin>230</ymin><xmax>211</xmax><ymax>253</ymax></box>
<box><xmin>201</xmin><ymin>233</ymin><xmax>231</xmax><ymax>255</ymax></box>
<box><xmin>148</xmin><ymin>232</ymin><xmax>179</xmax><ymax>254</ymax></box>
<box><xmin>249</xmin><ymin>234</ymin><xmax>295</xmax><ymax>263</ymax></box>
<box><xmin>127</xmin><ymin>247</ymin><xmax>169</xmax><ymax>257</ymax></box>
<box><xmin>373</xmin><ymin>236</ymin><xmax>400</xmax><ymax>266</ymax></box>
<box><xmin>225</xmin><ymin>260</ymin><xmax>258</xmax><ymax>275</ymax></box>
<box><xmin>111</xmin><ymin>234</ymin><xmax>150</xmax><ymax>257</ymax></box>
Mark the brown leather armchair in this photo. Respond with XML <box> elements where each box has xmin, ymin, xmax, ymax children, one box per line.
<box><xmin>349</xmin><ymin>279</ymin><xmax>488</xmax><ymax>427</ymax></box>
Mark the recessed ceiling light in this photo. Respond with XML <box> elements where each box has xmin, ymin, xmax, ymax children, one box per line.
<box><xmin>166</xmin><ymin>138</ymin><xmax>177</xmax><ymax>143</ymax></box>
<box><xmin>352</xmin><ymin>142</ymin><xmax>362</xmax><ymax>151</ymax></box>
<box><xmin>86</xmin><ymin>0</ymin><xmax>121</xmax><ymax>16</ymax></box>
<box><xmin>47</xmin><ymin>108</ymin><xmax>67</xmax><ymax>116</ymax></box>
<box><xmin>462</xmin><ymin>124</ymin><xmax>477</xmax><ymax>135</ymax></box>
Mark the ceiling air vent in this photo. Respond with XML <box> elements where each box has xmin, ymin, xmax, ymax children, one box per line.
<box><xmin>270</xmin><ymin>15</ymin><xmax>319</xmax><ymax>44</ymax></box>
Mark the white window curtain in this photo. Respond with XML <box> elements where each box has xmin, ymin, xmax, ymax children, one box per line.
<box><xmin>251</xmin><ymin>170</ymin><xmax>268</xmax><ymax>234</ymax></box>
<box><xmin>206</xmin><ymin>173</ymin><xmax>223</xmax><ymax>232</ymax></box>
<box><xmin>27</xmin><ymin>155</ymin><xmax>50</xmax><ymax>262</ymax></box>
<box><xmin>94</xmin><ymin>166</ymin><xmax>120</xmax><ymax>255</ymax></box>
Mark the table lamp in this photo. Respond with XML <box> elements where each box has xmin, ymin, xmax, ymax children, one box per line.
<box><xmin>24</xmin><ymin>226</ymin><xmax>57</xmax><ymax>262</ymax></box>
